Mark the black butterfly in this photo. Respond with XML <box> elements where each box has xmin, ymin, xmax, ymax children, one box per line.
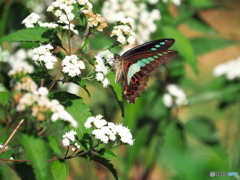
<box><xmin>114</xmin><ymin>38</ymin><xmax>178</xmax><ymax>104</ymax></box>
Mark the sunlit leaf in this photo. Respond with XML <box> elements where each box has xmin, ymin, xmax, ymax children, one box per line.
<box><xmin>1</xmin><ymin>27</ymin><xmax>62</xmax><ymax>46</ymax></box>
<box><xmin>51</xmin><ymin>160</ymin><xmax>69</xmax><ymax>180</ymax></box>
<box><xmin>98</xmin><ymin>148</ymin><xmax>118</xmax><ymax>159</ymax></box>
<box><xmin>190</xmin><ymin>37</ymin><xmax>235</xmax><ymax>55</ymax></box>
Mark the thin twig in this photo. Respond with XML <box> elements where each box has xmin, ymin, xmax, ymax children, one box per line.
<box><xmin>0</xmin><ymin>119</ymin><xmax>25</xmax><ymax>155</ymax></box>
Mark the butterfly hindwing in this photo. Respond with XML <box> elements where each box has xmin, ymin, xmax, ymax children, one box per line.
<box><xmin>124</xmin><ymin>71</ymin><xmax>148</xmax><ymax>104</ymax></box>
<box><xmin>123</xmin><ymin>50</ymin><xmax>178</xmax><ymax>88</ymax></box>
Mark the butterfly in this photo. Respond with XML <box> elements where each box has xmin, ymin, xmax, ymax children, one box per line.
<box><xmin>114</xmin><ymin>38</ymin><xmax>178</xmax><ymax>104</ymax></box>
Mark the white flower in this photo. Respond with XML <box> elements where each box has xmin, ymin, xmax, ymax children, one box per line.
<box><xmin>94</xmin><ymin>56</ymin><xmax>111</xmax><ymax>87</ymax></box>
<box><xmin>213</xmin><ymin>57</ymin><xmax>240</xmax><ymax>80</ymax></box>
<box><xmin>62</xmin><ymin>138</ymin><xmax>70</xmax><ymax>146</ymax></box>
<box><xmin>149</xmin><ymin>0</ymin><xmax>159</xmax><ymax>4</ymax></box>
<box><xmin>117</xmin><ymin>35</ymin><xmax>127</xmax><ymax>44</ymax></box>
<box><xmin>95</xmin><ymin>55</ymin><xmax>104</xmax><ymax>65</ymax></box>
<box><xmin>8</xmin><ymin>49</ymin><xmax>34</xmax><ymax>75</ymax></box>
<box><xmin>96</xmin><ymin>72</ymin><xmax>104</xmax><ymax>81</ymax></box>
<box><xmin>163</xmin><ymin>84</ymin><xmax>188</xmax><ymax>107</ymax></box>
<box><xmin>63</xmin><ymin>130</ymin><xmax>77</xmax><ymax>141</ymax></box>
<box><xmin>92</xmin><ymin>129</ymin><xmax>109</xmax><ymax>144</ymax></box>
<box><xmin>111</xmin><ymin>24</ymin><xmax>136</xmax><ymax>45</ymax></box>
<box><xmin>84</xmin><ymin>116</ymin><xmax>95</xmax><ymax>128</ymax></box>
<box><xmin>115</xmin><ymin>124</ymin><xmax>134</xmax><ymax>145</ymax></box>
<box><xmin>85</xmin><ymin>115</ymin><xmax>134</xmax><ymax>145</ymax></box>
<box><xmin>127</xmin><ymin>35</ymin><xmax>136</xmax><ymax>45</ymax></box>
<box><xmin>102</xmin><ymin>78</ymin><xmax>110</xmax><ymax>88</ymax></box>
<box><xmin>173</xmin><ymin>0</ymin><xmax>181</xmax><ymax>6</ymax></box>
<box><xmin>22</xmin><ymin>13</ymin><xmax>40</xmax><ymax>28</ymax></box>
<box><xmin>32</xmin><ymin>44</ymin><xmax>57</xmax><ymax>69</ymax></box>
<box><xmin>62</xmin><ymin>55</ymin><xmax>85</xmax><ymax>77</ymax></box>
<box><xmin>163</xmin><ymin>93</ymin><xmax>173</xmax><ymax>108</ymax></box>
<box><xmin>38</xmin><ymin>87</ymin><xmax>48</xmax><ymax>96</ymax></box>
<box><xmin>103</xmin><ymin>1</ymin><xmax>161</xmax><ymax>44</ymax></box>
<box><xmin>47</xmin><ymin>5</ymin><xmax>54</xmax><ymax>12</ymax></box>
<box><xmin>38</xmin><ymin>21</ymin><xmax>59</xmax><ymax>28</ymax></box>
<box><xmin>94</xmin><ymin>118</ymin><xmax>107</xmax><ymax>128</ymax></box>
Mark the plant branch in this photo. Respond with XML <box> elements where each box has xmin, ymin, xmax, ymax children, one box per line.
<box><xmin>0</xmin><ymin>119</ymin><xmax>25</xmax><ymax>155</ymax></box>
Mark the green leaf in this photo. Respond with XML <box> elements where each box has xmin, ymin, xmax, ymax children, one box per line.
<box><xmin>1</xmin><ymin>27</ymin><xmax>62</xmax><ymax>46</ymax></box>
<box><xmin>50</xmin><ymin>91</ymin><xmax>92</xmax><ymax>137</ymax></box>
<box><xmin>98</xmin><ymin>148</ymin><xmax>118</xmax><ymax>159</ymax></box>
<box><xmin>190</xmin><ymin>37</ymin><xmax>235</xmax><ymax>56</ymax></box>
<box><xmin>107</xmin><ymin>71</ymin><xmax>124</xmax><ymax>116</ymax></box>
<box><xmin>185</xmin><ymin>117</ymin><xmax>219</xmax><ymax>144</ymax></box>
<box><xmin>162</xmin><ymin>26</ymin><xmax>198</xmax><ymax>74</ymax></box>
<box><xmin>29</xmin><ymin>70</ymin><xmax>51</xmax><ymax>79</ymax></box>
<box><xmin>188</xmin><ymin>83</ymin><xmax>240</xmax><ymax>105</ymax></box>
<box><xmin>51</xmin><ymin>160</ymin><xmax>69</xmax><ymax>180</ymax></box>
<box><xmin>18</xmin><ymin>134</ymin><xmax>51</xmax><ymax>180</ymax></box>
<box><xmin>82</xmin><ymin>154</ymin><xmax>118</xmax><ymax>180</ymax></box>
<box><xmin>189</xmin><ymin>0</ymin><xmax>215</xmax><ymax>8</ymax></box>
<box><xmin>0</xmin><ymin>91</ymin><xmax>11</xmax><ymax>106</ymax></box>
<box><xmin>185</xmin><ymin>17</ymin><xmax>215</xmax><ymax>34</ymax></box>
<box><xmin>47</xmin><ymin>136</ymin><xmax>62</xmax><ymax>156</ymax></box>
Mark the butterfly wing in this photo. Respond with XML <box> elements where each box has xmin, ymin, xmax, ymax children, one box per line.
<box><xmin>122</xmin><ymin>50</ymin><xmax>178</xmax><ymax>103</ymax></box>
<box><xmin>121</xmin><ymin>38</ymin><xmax>175</xmax><ymax>59</ymax></box>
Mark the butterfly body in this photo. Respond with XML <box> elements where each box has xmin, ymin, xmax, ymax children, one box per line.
<box><xmin>114</xmin><ymin>38</ymin><xmax>178</xmax><ymax>104</ymax></box>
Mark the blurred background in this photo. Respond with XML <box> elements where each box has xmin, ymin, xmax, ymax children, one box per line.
<box><xmin>1</xmin><ymin>0</ymin><xmax>240</xmax><ymax>179</ymax></box>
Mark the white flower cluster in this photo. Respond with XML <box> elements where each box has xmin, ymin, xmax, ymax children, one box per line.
<box><xmin>111</xmin><ymin>18</ymin><xmax>136</xmax><ymax>45</ymax></box>
<box><xmin>32</xmin><ymin>44</ymin><xmax>57</xmax><ymax>69</ymax></box>
<box><xmin>84</xmin><ymin>115</ymin><xmax>134</xmax><ymax>145</ymax></box>
<box><xmin>82</xmin><ymin>10</ymin><xmax>108</xmax><ymax>32</ymax></box>
<box><xmin>163</xmin><ymin>84</ymin><xmax>188</xmax><ymax>107</ymax></box>
<box><xmin>213</xmin><ymin>57</ymin><xmax>240</xmax><ymax>80</ymax></box>
<box><xmin>102</xmin><ymin>0</ymin><xmax>139</xmax><ymax>23</ymax></box>
<box><xmin>22</xmin><ymin>13</ymin><xmax>41</xmax><ymax>28</ymax></box>
<box><xmin>38</xmin><ymin>21</ymin><xmax>59</xmax><ymax>28</ymax></box>
<box><xmin>94</xmin><ymin>56</ymin><xmax>110</xmax><ymax>88</ymax></box>
<box><xmin>137</xmin><ymin>5</ymin><xmax>161</xmax><ymax>44</ymax></box>
<box><xmin>62</xmin><ymin>130</ymin><xmax>81</xmax><ymax>151</ymax></box>
<box><xmin>62</xmin><ymin>23</ymin><xmax>79</xmax><ymax>35</ymax></box>
<box><xmin>62</xmin><ymin>55</ymin><xmax>85</xmax><ymax>77</ymax></box>
<box><xmin>17</xmin><ymin>87</ymin><xmax>78</xmax><ymax>127</ymax></box>
<box><xmin>8</xmin><ymin>49</ymin><xmax>34</xmax><ymax>77</ymax></box>
<box><xmin>47</xmin><ymin>0</ymin><xmax>92</xmax><ymax>24</ymax></box>
<box><xmin>102</xmin><ymin>0</ymin><xmax>161</xmax><ymax>44</ymax></box>
<box><xmin>14</xmin><ymin>77</ymin><xmax>38</xmax><ymax>93</ymax></box>
<box><xmin>22</xmin><ymin>13</ymin><xmax>59</xmax><ymax>29</ymax></box>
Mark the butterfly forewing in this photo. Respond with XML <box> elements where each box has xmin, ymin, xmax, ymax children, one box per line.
<box><xmin>121</xmin><ymin>38</ymin><xmax>175</xmax><ymax>59</ymax></box>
